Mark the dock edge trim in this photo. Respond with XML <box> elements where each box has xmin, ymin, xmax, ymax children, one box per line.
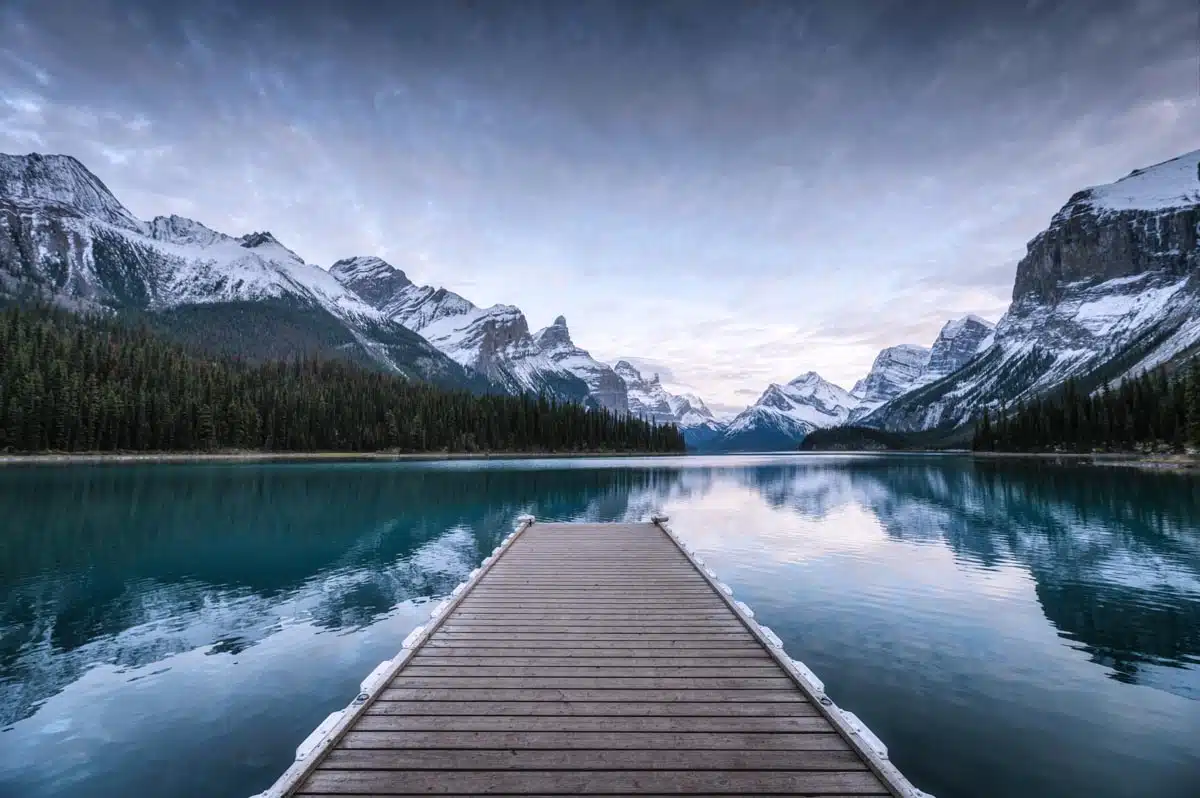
<box><xmin>652</xmin><ymin>515</ymin><xmax>934</xmax><ymax>798</ymax></box>
<box><xmin>252</xmin><ymin>514</ymin><xmax>538</xmax><ymax>798</ymax></box>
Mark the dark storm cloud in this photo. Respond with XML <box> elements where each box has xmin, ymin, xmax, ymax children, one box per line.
<box><xmin>1</xmin><ymin>0</ymin><xmax>1195</xmax><ymax>402</ymax></box>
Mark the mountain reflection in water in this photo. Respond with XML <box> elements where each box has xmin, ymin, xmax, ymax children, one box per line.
<box><xmin>0</xmin><ymin>455</ymin><xmax>1197</xmax><ymax>798</ymax></box>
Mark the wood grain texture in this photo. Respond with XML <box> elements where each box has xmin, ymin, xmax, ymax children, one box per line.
<box><xmin>294</xmin><ymin>522</ymin><xmax>893</xmax><ymax>796</ymax></box>
<box><xmin>298</xmin><ymin>770</ymin><xmax>889</xmax><ymax>795</ymax></box>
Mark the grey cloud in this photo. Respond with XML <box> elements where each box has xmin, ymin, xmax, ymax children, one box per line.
<box><xmin>0</xmin><ymin>0</ymin><xmax>1194</xmax><ymax>403</ymax></box>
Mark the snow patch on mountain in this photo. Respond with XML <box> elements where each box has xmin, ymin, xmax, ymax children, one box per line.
<box><xmin>1069</xmin><ymin>150</ymin><xmax>1200</xmax><ymax>216</ymax></box>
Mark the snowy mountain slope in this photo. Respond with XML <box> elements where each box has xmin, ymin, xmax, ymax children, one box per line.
<box><xmin>710</xmin><ymin>372</ymin><xmax>856</xmax><ymax>451</ymax></box>
<box><xmin>0</xmin><ymin>153</ymin><xmax>482</xmax><ymax>389</ymax></box>
<box><xmin>847</xmin><ymin>344</ymin><xmax>930</xmax><ymax>422</ymax></box>
<box><xmin>330</xmin><ymin>257</ymin><xmax>625</xmax><ymax>410</ymax></box>
<box><xmin>863</xmin><ymin>149</ymin><xmax>1200</xmax><ymax>431</ymax></box>
<box><xmin>612</xmin><ymin>360</ymin><xmax>725</xmax><ymax>446</ymax></box>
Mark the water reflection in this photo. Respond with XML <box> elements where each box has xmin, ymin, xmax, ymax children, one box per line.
<box><xmin>1</xmin><ymin>455</ymin><xmax>1198</xmax><ymax>798</ymax></box>
<box><xmin>0</xmin><ymin>463</ymin><xmax>682</xmax><ymax>728</ymax></box>
<box><xmin>728</xmin><ymin>458</ymin><xmax>1200</xmax><ymax>690</ymax></box>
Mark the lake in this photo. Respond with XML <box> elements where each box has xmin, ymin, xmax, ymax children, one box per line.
<box><xmin>1</xmin><ymin>454</ymin><xmax>1198</xmax><ymax>798</ymax></box>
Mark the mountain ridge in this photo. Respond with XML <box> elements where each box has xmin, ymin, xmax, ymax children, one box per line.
<box><xmin>0</xmin><ymin>152</ymin><xmax>485</xmax><ymax>390</ymax></box>
<box><xmin>863</xmin><ymin>148</ymin><xmax>1200</xmax><ymax>432</ymax></box>
<box><xmin>330</xmin><ymin>256</ymin><xmax>626</xmax><ymax>410</ymax></box>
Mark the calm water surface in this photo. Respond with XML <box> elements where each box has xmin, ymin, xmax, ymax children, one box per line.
<box><xmin>1</xmin><ymin>455</ymin><xmax>1198</xmax><ymax>798</ymax></box>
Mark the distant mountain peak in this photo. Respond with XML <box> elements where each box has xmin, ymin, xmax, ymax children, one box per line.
<box><xmin>788</xmin><ymin>371</ymin><xmax>818</xmax><ymax>385</ymax></box>
<box><xmin>939</xmin><ymin>314</ymin><xmax>993</xmax><ymax>339</ymax></box>
<box><xmin>329</xmin><ymin>255</ymin><xmax>417</xmax><ymax>310</ymax></box>
<box><xmin>615</xmin><ymin>359</ymin><xmax>723</xmax><ymax>436</ymax></box>
<box><xmin>148</xmin><ymin>214</ymin><xmax>228</xmax><ymax>246</ymax></box>
<box><xmin>846</xmin><ymin>343</ymin><xmax>931</xmax><ymax>422</ymax></box>
<box><xmin>239</xmin><ymin>231</ymin><xmax>278</xmax><ymax>248</ymax></box>
<box><xmin>786</xmin><ymin>371</ymin><xmax>848</xmax><ymax>396</ymax></box>
<box><xmin>330</xmin><ymin>255</ymin><xmax>407</xmax><ymax>280</ymax></box>
<box><xmin>0</xmin><ymin>151</ymin><xmax>143</xmax><ymax>230</ymax></box>
<box><xmin>715</xmin><ymin>370</ymin><xmax>855</xmax><ymax>451</ymax></box>
<box><xmin>0</xmin><ymin>153</ymin><xmax>483</xmax><ymax>387</ymax></box>
<box><xmin>535</xmin><ymin>315</ymin><xmax>573</xmax><ymax>348</ymax></box>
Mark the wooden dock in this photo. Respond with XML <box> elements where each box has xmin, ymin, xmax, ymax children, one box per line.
<box><xmin>262</xmin><ymin>518</ymin><xmax>926</xmax><ymax>797</ymax></box>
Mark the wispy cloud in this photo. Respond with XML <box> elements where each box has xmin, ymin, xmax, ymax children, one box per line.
<box><xmin>0</xmin><ymin>0</ymin><xmax>1195</xmax><ymax>407</ymax></box>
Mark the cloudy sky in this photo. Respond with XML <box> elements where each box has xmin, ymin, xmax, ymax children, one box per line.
<box><xmin>1</xmin><ymin>0</ymin><xmax>1196</xmax><ymax>413</ymax></box>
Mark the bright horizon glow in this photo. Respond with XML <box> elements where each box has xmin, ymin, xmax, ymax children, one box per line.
<box><xmin>1</xmin><ymin>1</ymin><xmax>1196</xmax><ymax>410</ymax></box>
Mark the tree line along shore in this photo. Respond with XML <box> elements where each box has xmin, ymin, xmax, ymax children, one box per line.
<box><xmin>0</xmin><ymin>304</ymin><xmax>686</xmax><ymax>455</ymax></box>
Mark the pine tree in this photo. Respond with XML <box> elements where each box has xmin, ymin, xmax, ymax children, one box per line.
<box><xmin>0</xmin><ymin>304</ymin><xmax>686</xmax><ymax>455</ymax></box>
<box><xmin>1188</xmin><ymin>361</ymin><xmax>1200</xmax><ymax>449</ymax></box>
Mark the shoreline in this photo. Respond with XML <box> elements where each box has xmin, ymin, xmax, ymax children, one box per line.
<box><xmin>969</xmin><ymin>449</ymin><xmax>1200</xmax><ymax>472</ymax></box>
<box><xmin>794</xmin><ymin>448</ymin><xmax>1200</xmax><ymax>472</ymax></box>
<box><xmin>0</xmin><ymin>450</ymin><xmax>687</xmax><ymax>467</ymax></box>
<box><xmin>3</xmin><ymin>449</ymin><xmax>1196</xmax><ymax>472</ymax></box>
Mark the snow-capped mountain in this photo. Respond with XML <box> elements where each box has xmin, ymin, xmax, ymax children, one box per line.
<box><xmin>0</xmin><ymin>153</ymin><xmax>484</xmax><ymax>389</ymax></box>
<box><xmin>863</xmin><ymin>149</ymin><xmax>1200</xmax><ymax>432</ymax></box>
<box><xmin>533</xmin><ymin>317</ymin><xmax>629</xmax><ymax>412</ymax></box>
<box><xmin>916</xmin><ymin>315</ymin><xmax>995</xmax><ymax>385</ymax></box>
<box><xmin>711</xmin><ymin>372</ymin><xmax>856</xmax><ymax>451</ymax></box>
<box><xmin>612</xmin><ymin>360</ymin><xmax>725</xmax><ymax>446</ymax></box>
<box><xmin>330</xmin><ymin>256</ymin><xmax>626</xmax><ymax>410</ymax></box>
<box><xmin>848</xmin><ymin>344</ymin><xmax>931</xmax><ymax>422</ymax></box>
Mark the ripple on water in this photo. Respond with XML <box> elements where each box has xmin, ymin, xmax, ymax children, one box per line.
<box><xmin>0</xmin><ymin>456</ymin><xmax>1198</xmax><ymax>798</ymax></box>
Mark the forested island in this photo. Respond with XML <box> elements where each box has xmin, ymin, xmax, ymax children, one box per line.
<box><xmin>972</xmin><ymin>366</ymin><xmax>1200</xmax><ymax>453</ymax></box>
<box><xmin>798</xmin><ymin>426</ymin><xmax>914</xmax><ymax>451</ymax></box>
<box><xmin>0</xmin><ymin>304</ymin><xmax>686</xmax><ymax>454</ymax></box>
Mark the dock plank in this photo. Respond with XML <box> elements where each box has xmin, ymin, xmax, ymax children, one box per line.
<box><xmin>364</xmin><ymin>701</ymin><xmax>821</xmax><ymax>717</ymax></box>
<box><xmin>353</xmin><ymin>715</ymin><xmax>834</xmax><ymax>733</ymax></box>
<box><xmin>289</xmin><ymin>521</ymin><xmax>897</xmax><ymax>797</ymax></box>
<box><xmin>320</xmin><ymin>748</ymin><xmax>867</xmax><ymax>770</ymax></box>
<box><xmin>298</xmin><ymin>770</ymin><xmax>889</xmax><ymax>795</ymax></box>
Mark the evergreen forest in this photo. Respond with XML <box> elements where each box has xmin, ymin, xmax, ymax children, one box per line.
<box><xmin>0</xmin><ymin>304</ymin><xmax>686</xmax><ymax>454</ymax></box>
<box><xmin>972</xmin><ymin>364</ymin><xmax>1200</xmax><ymax>452</ymax></box>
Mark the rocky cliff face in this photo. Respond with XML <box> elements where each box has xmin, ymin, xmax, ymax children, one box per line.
<box><xmin>614</xmin><ymin>360</ymin><xmax>676</xmax><ymax>422</ymax></box>
<box><xmin>863</xmin><ymin>149</ymin><xmax>1200</xmax><ymax>432</ymax></box>
<box><xmin>915</xmin><ymin>315</ymin><xmax>994</xmax><ymax>385</ymax></box>
<box><xmin>1016</xmin><ymin>153</ymin><xmax>1199</xmax><ymax>302</ymax></box>
<box><xmin>848</xmin><ymin>344</ymin><xmax>931</xmax><ymax>422</ymax></box>
<box><xmin>533</xmin><ymin>317</ymin><xmax>629</xmax><ymax>412</ymax></box>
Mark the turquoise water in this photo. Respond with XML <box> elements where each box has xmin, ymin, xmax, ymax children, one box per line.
<box><xmin>1</xmin><ymin>455</ymin><xmax>1198</xmax><ymax>797</ymax></box>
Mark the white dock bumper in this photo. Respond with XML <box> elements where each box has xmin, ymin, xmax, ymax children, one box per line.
<box><xmin>650</xmin><ymin>514</ymin><xmax>935</xmax><ymax>798</ymax></box>
<box><xmin>251</xmin><ymin>514</ymin><xmax>539</xmax><ymax>798</ymax></box>
<box><xmin>359</xmin><ymin>660</ymin><xmax>393</xmax><ymax>694</ymax></box>
<box><xmin>295</xmin><ymin>710</ymin><xmax>343</xmax><ymax>761</ymax></box>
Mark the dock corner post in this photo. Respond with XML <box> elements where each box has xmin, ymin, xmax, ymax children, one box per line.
<box><xmin>649</xmin><ymin>512</ymin><xmax>669</xmax><ymax>525</ymax></box>
<box><xmin>516</xmin><ymin>514</ymin><xmax>536</xmax><ymax>526</ymax></box>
